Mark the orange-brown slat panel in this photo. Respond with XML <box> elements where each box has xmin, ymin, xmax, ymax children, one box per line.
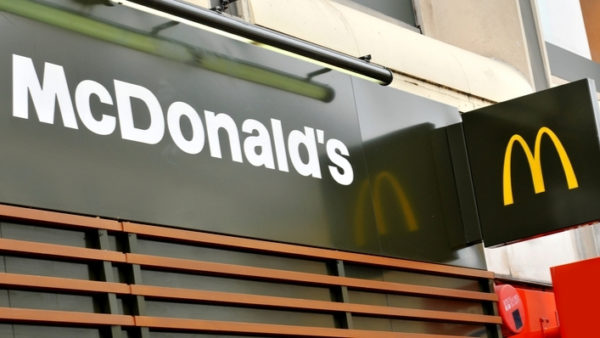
<box><xmin>123</xmin><ymin>222</ymin><xmax>493</xmax><ymax>279</ymax></box>
<box><xmin>0</xmin><ymin>307</ymin><xmax>134</xmax><ymax>326</ymax></box>
<box><xmin>0</xmin><ymin>203</ymin><xmax>491</xmax><ymax>279</ymax></box>
<box><xmin>0</xmin><ymin>272</ymin><xmax>130</xmax><ymax>294</ymax></box>
<box><xmin>580</xmin><ymin>0</ymin><xmax>600</xmax><ymax>62</ymax></box>
<box><xmin>0</xmin><ymin>238</ymin><xmax>126</xmax><ymax>262</ymax></box>
<box><xmin>135</xmin><ymin>316</ymin><xmax>471</xmax><ymax>338</ymax></box>
<box><xmin>132</xmin><ymin>284</ymin><xmax>500</xmax><ymax>325</ymax></box>
<box><xmin>127</xmin><ymin>254</ymin><xmax>497</xmax><ymax>302</ymax></box>
<box><xmin>0</xmin><ymin>204</ymin><xmax>121</xmax><ymax>231</ymax></box>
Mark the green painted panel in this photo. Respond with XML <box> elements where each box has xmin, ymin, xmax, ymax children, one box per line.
<box><xmin>0</xmin><ymin>0</ymin><xmax>484</xmax><ymax>267</ymax></box>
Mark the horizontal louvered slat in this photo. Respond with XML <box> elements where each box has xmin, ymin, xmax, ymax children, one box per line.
<box><xmin>0</xmin><ymin>307</ymin><xmax>134</xmax><ymax>326</ymax></box>
<box><xmin>0</xmin><ymin>238</ymin><xmax>126</xmax><ymax>262</ymax></box>
<box><xmin>135</xmin><ymin>316</ymin><xmax>471</xmax><ymax>338</ymax></box>
<box><xmin>0</xmin><ymin>272</ymin><xmax>130</xmax><ymax>294</ymax></box>
<box><xmin>0</xmin><ymin>204</ymin><xmax>121</xmax><ymax>231</ymax></box>
<box><xmin>127</xmin><ymin>253</ymin><xmax>496</xmax><ymax>302</ymax></box>
<box><xmin>0</xmin><ymin>272</ymin><xmax>500</xmax><ymax>325</ymax></box>
<box><xmin>132</xmin><ymin>284</ymin><xmax>500</xmax><ymax>324</ymax></box>
<box><xmin>123</xmin><ymin>221</ymin><xmax>493</xmax><ymax>279</ymax></box>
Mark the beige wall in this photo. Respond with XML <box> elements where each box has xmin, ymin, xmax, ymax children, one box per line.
<box><xmin>180</xmin><ymin>0</ymin><xmax>538</xmax><ymax>107</ymax></box>
<box><xmin>416</xmin><ymin>0</ymin><xmax>533</xmax><ymax>86</ymax></box>
<box><xmin>245</xmin><ymin>0</ymin><xmax>533</xmax><ymax>109</ymax></box>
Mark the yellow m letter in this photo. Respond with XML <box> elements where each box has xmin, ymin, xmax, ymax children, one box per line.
<box><xmin>503</xmin><ymin>126</ymin><xmax>578</xmax><ymax>205</ymax></box>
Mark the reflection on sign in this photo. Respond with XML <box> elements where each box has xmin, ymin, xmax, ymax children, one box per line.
<box><xmin>503</xmin><ymin>126</ymin><xmax>579</xmax><ymax>206</ymax></box>
<box><xmin>0</xmin><ymin>0</ymin><xmax>334</xmax><ymax>102</ymax></box>
<box><xmin>354</xmin><ymin>171</ymin><xmax>418</xmax><ymax>246</ymax></box>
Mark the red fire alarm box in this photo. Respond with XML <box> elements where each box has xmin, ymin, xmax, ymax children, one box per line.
<box><xmin>495</xmin><ymin>284</ymin><xmax>525</xmax><ymax>335</ymax></box>
<box><xmin>510</xmin><ymin>287</ymin><xmax>559</xmax><ymax>338</ymax></box>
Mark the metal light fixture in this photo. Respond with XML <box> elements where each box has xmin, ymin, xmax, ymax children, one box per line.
<box><xmin>111</xmin><ymin>0</ymin><xmax>394</xmax><ymax>85</ymax></box>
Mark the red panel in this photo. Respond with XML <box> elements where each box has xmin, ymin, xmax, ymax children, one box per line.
<box><xmin>551</xmin><ymin>256</ymin><xmax>600</xmax><ymax>338</ymax></box>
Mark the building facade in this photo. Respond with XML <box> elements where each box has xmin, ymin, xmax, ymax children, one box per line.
<box><xmin>0</xmin><ymin>0</ymin><xmax>599</xmax><ymax>337</ymax></box>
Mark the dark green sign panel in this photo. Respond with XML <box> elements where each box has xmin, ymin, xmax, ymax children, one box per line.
<box><xmin>463</xmin><ymin>79</ymin><xmax>600</xmax><ymax>246</ymax></box>
<box><xmin>0</xmin><ymin>0</ymin><xmax>483</xmax><ymax>267</ymax></box>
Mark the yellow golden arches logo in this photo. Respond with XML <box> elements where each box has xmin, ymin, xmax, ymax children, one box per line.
<box><xmin>503</xmin><ymin>126</ymin><xmax>579</xmax><ymax>206</ymax></box>
<box><xmin>354</xmin><ymin>171</ymin><xmax>418</xmax><ymax>246</ymax></box>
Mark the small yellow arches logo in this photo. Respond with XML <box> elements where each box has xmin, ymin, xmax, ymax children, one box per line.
<box><xmin>503</xmin><ymin>126</ymin><xmax>579</xmax><ymax>206</ymax></box>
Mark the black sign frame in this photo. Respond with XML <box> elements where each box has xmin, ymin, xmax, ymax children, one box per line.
<box><xmin>464</xmin><ymin>79</ymin><xmax>600</xmax><ymax>246</ymax></box>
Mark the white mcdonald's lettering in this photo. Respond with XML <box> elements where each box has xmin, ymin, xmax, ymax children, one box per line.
<box><xmin>502</xmin><ymin>126</ymin><xmax>579</xmax><ymax>206</ymax></box>
<box><xmin>10</xmin><ymin>54</ymin><xmax>355</xmax><ymax>186</ymax></box>
<box><xmin>353</xmin><ymin>171</ymin><xmax>418</xmax><ymax>246</ymax></box>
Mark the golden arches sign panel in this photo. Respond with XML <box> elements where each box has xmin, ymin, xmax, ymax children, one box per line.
<box><xmin>464</xmin><ymin>79</ymin><xmax>600</xmax><ymax>246</ymax></box>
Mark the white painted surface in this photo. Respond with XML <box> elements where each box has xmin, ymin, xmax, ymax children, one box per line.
<box><xmin>485</xmin><ymin>224</ymin><xmax>600</xmax><ymax>284</ymax></box>
<box><xmin>182</xmin><ymin>0</ymin><xmax>211</xmax><ymax>8</ymax></box>
<box><xmin>537</xmin><ymin>0</ymin><xmax>592</xmax><ymax>59</ymax></box>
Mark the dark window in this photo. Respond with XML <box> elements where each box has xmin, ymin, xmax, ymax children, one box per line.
<box><xmin>348</xmin><ymin>0</ymin><xmax>417</xmax><ymax>29</ymax></box>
